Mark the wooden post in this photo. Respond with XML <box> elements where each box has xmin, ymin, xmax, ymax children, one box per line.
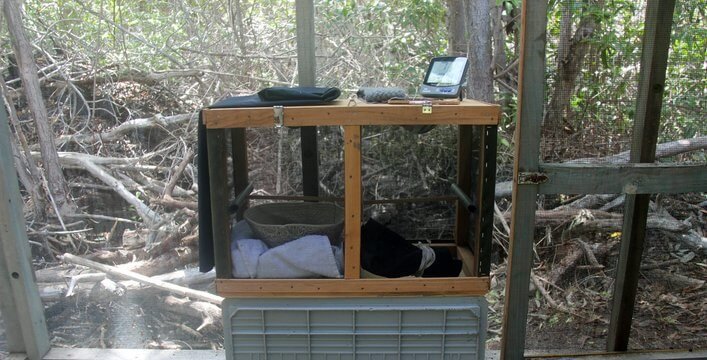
<box><xmin>477</xmin><ymin>125</ymin><xmax>497</xmax><ymax>276</ymax></box>
<box><xmin>454</xmin><ymin>126</ymin><xmax>473</xmax><ymax>255</ymax></box>
<box><xmin>230</xmin><ymin>128</ymin><xmax>249</xmax><ymax>220</ymax></box>
<box><xmin>0</xmin><ymin>101</ymin><xmax>50</xmax><ymax>360</ymax></box>
<box><xmin>343</xmin><ymin>126</ymin><xmax>361</xmax><ymax>279</ymax></box>
<box><xmin>295</xmin><ymin>0</ymin><xmax>319</xmax><ymax>197</ymax></box>
<box><xmin>500</xmin><ymin>1</ymin><xmax>547</xmax><ymax>359</ymax></box>
<box><xmin>608</xmin><ymin>0</ymin><xmax>676</xmax><ymax>351</ymax></box>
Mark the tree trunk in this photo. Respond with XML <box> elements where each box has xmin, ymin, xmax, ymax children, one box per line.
<box><xmin>544</xmin><ymin>0</ymin><xmax>606</xmax><ymax>134</ymax></box>
<box><xmin>470</xmin><ymin>0</ymin><xmax>494</xmax><ymax>102</ymax></box>
<box><xmin>3</xmin><ymin>0</ymin><xmax>74</xmax><ymax>215</ymax></box>
<box><xmin>1</xmin><ymin>82</ymin><xmax>45</xmax><ymax>219</ymax></box>
<box><xmin>492</xmin><ymin>0</ymin><xmax>512</xmax><ymax>110</ymax></box>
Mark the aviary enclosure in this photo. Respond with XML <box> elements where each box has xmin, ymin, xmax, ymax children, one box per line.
<box><xmin>0</xmin><ymin>0</ymin><xmax>705</xmax><ymax>359</ymax></box>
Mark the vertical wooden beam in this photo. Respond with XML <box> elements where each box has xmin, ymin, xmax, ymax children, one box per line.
<box><xmin>0</xmin><ymin>102</ymin><xmax>50</xmax><ymax>359</ymax></box>
<box><xmin>230</xmin><ymin>128</ymin><xmax>249</xmax><ymax>220</ymax></box>
<box><xmin>477</xmin><ymin>125</ymin><xmax>497</xmax><ymax>276</ymax></box>
<box><xmin>295</xmin><ymin>0</ymin><xmax>319</xmax><ymax>197</ymax></box>
<box><xmin>455</xmin><ymin>126</ymin><xmax>473</xmax><ymax>257</ymax></box>
<box><xmin>343</xmin><ymin>126</ymin><xmax>361</xmax><ymax>279</ymax></box>
<box><xmin>500</xmin><ymin>1</ymin><xmax>547</xmax><ymax>359</ymax></box>
<box><xmin>608</xmin><ymin>0</ymin><xmax>676</xmax><ymax>351</ymax></box>
<box><xmin>207</xmin><ymin>129</ymin><xmax>232</xmax><ymax>279</ymax></box>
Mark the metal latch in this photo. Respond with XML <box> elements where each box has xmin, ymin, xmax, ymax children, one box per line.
<box><xmin>273</xmin><ymin>105</ymin><xmax>284</xmax><ymax>128</ymax></box>
<box><xmin>517</xmin><ymin>172</ymin><xmax>549</xmax><ymax>185</ymax></box>
<box><xmin>422</xmin><ymin>102</ymin><xmax>432</xmax><ymax>114</ymax></box>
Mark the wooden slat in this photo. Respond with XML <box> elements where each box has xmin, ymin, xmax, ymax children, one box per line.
<box><xmin>216</xmin><ymin>277</ymin><xmax>490</xmax><ymax>297</ymax></box>
<box><xmin>249</xmin><ymin>194</ymin><xmax>458</xmax><ymax>204</ymax></box>
<box><xmin>0</xmin><ymin>103</ymin><xmax>50</xmax><ymax>359</ymax></box>
<box><xmin>537</xmin><ymin>163</ymin><xmax>707</xmax><ymax>194</ymax></box>
<box><xmin>202</xmin><ymin>100</ymin><xmax>500</xmax><ymax>128</ymax></box>
<box><xmin>608</xmin><ymin>0</ymin><xmax>676</xmax><ymax>352</ymax></box>
<box><xmin>206</xmin><ymin>129</ymin><xmax>233</xmax><ymax>279</ymax></box>
<box><xmin>343</xmin><ymin>125</ymin><xmax>361</xmax><ymax>279</ymax></box>
<box><xmin>203</xmin><ymin>107</ymin><xmax>273</xmax><ymax>128</ymax></box>
<box><xmin>285</xmin><ymin>100</ymin><xmax>499</xmax><ymax>126</ymax></box>
<box><xmin>501</xmin><ymin>1</ymin><xmax>548</xmax><ymax>359</ymax></box>
<box><xmin>456</xmin><ymin>246</ymin><xmax>476</xmax><ymax>277</ymax></box>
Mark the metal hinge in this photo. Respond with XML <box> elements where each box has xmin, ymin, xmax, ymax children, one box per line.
<box><xmin>517</xmin><ymin>172</ymin><xmax>549</xmax><ymax>185</ymax></box>
<box><xmin>273</xmin><ymin>105</ymin><xmax>284</xmax><ymax>128</ymax></box>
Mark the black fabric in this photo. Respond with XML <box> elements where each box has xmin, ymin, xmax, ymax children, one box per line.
<box><xmin>421</xmin><ymin>248</ymin><xmax>463</xmax><ymax>278</ymax></box>
<box><xmin>198</xmin><ymin>87</ymin><xmax>341</xmax><ymax>272</ymax></box>
<box><xmin>361</xmin><ymin>219</ymin><xmax>422</xmax><ymax>278</ymax></box>
<box><xmin>210</xmin><ymin>87</ymin><xmax>341</xmax><ymax>108</ymax></box>
<box><xmin>197</xmin><ymin>113</ymin><xmax>214</xmax><ymax>272</ymax></box>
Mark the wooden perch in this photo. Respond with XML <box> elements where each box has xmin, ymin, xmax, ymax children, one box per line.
<box><xmin>62</xmin><ymin>253</ymin><xmax>223</xmax><ymax>305</ymax></box>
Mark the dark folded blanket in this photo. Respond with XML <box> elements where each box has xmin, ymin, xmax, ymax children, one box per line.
<box><xmin>210</xmin><ymin>87</ymin><xmax>341</xmax><ymax>108</ymax></box>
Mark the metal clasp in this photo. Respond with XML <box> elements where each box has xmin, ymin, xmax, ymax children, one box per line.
<box><xmin>273</xmin><ymin>105</ymin><xmax>284</xmax><ymax>128</ymax></box>
<box><xmin>422</xmin><ymin>101</ymin><xmax>432</xmax><ymax>114</ymax></box>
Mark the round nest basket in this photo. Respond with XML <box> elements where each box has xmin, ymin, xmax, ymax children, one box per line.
<box><xmin>243</xmin><ymin>202</ymin><xmax>344</xmax><ymax>248</ymax></box>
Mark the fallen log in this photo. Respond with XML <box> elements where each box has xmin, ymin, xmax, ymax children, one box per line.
<box><xmin>646</xmin><ymin>269</ymin><xmax>705</xmax><ymax>289</ymax></box>
<box><xmin>161</xmin><ymin>295</ymin><xmax>222</xmax><ymax>331</ymax></box>
<box><xmin>69</xmin><ymin>69</ymin><xmax>204</xmax><ymax>87</ymax></box>
<box><xmin>62</xmin><ymin>253</ymin><xmax>223</xmax><ymax>304</ymax></box>
<box><xmin>56</xmin><ymin>113</ymin><xmax>195</xmax><ymax>146</ymax></box>
<box><xmin>38</xmin><ymin>267</ymin><xmax>216</xmax><ymax>301</ymax></box>
<box><xmin>121</xmin><ymin>246</ymin><xmax>199</xmax><ymax>276</ymax></box>
<box><xmin>57</xmin><ymin>152</ymin><xmax>161</xmax><ymax>224</ymax></box>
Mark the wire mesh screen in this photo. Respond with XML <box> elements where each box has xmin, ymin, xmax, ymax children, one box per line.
<box><xmin>541</xmin><ymin>0</ymin><xmax>706</xmax><ymax>164</ymax></box>
<box><xmin>520</xmin><ymin>0</ymin><xmax>706</xmax><ymax>355</ymax></box>
<box><xmin>0</xmin><ymin>312</ymin><xmax>7</xmax><ymax>359</ymax></box>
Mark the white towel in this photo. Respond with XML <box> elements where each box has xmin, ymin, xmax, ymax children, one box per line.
<box><xmin>257</xmin><ymin>235</ymin><xmax>342</xmax><ymax>279</ymax></box>
<box><xmin>231</xmin><ymin>221</ymin><xmax>343</xmax><ymax>278</ymax></box>
<box><xmin>231</xmin><ymin>221</ymin><xmax>267</xmax><ymax>278</ymax></box>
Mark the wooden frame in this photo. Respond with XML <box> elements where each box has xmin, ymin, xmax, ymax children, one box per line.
<box><xmin>202</xmin><ymin>99</ymin><xmax>500</xmax><ymax>128</ymax></box>
<box><xmin>203</xmin><ymin>99</ymin><xmax>500</xmax><ymax>297</ymax></box>
<box><xmin>502</xmin><ymin>0</ymin><xmax>707</xmax><ymax>358</ymax></box>
<box><xmin>500</xmin><ymin>1</ymin><xmax>548</xmax><ymax>358</ymax></box>
<box><xmin>0</xmin><ymin>101</ymin><xmax>50</xmax><ymax>360</ymax></box>
<box><xmin>607</xmin><ymin>0</ymin><xmax>677</xmax><ymax>351</ymax></box>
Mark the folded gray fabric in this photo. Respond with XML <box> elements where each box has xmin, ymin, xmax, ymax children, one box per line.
<box><xmin>230</xmin><ymin>221</ymin><xmax>343</xmax><ymax>279</ymax></box>
<box><xmin>356</xmin><ymin>87</ymin><xmax>406</xmax><ymax>103</ymax></box>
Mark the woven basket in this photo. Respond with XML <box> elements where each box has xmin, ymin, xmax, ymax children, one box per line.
<box><xmin>243</xmin><ymin>202</ymin><xmax>344</xmax><ymax>248</ymax></box>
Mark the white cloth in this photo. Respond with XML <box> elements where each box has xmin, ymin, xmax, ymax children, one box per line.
<box><xmin>257</xmin><ymin>235</ymin><xmax>342</xmax><ymax>278</ymax></box>
<box><xmin>414</xmin><ymin>242</ymin><xmax>436</xmax><ymax>276</ymax></box>
<box><xmin>231</xmin><ymin>221</ymin><xmax>343</xmax><ymax>279</ymax></box>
